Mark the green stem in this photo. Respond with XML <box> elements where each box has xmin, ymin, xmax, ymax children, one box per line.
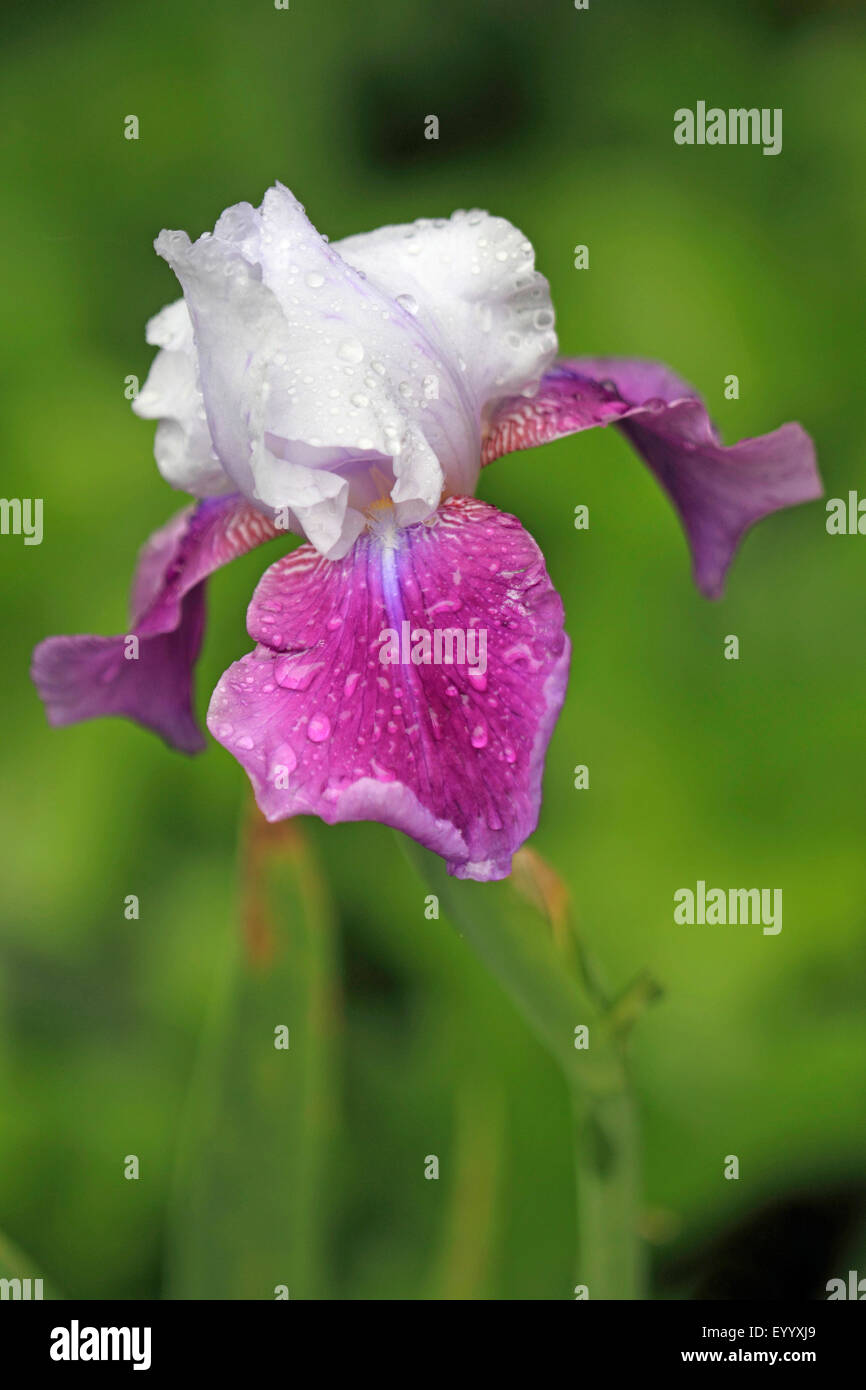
<box><xmin>571</xmin><ymin>1084</ymin><xmax>644</xmax><ymax>1299</ymax></box>
<box><xmin>400</xmin><ymin>837</ymin><xmax>652</xmax><ymax>1300</ymax></box>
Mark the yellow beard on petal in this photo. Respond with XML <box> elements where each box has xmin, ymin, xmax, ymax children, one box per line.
<box><xmin>365</xmin><ymin>496</ymin><xmax>401</xmax><ymax>548</ymax></box>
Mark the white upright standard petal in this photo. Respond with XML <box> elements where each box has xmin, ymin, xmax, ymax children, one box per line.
<box><xmin>136</xmin><ymin>186</ymin><xmax>558</xmax><ymax>558</ymax></box>
<box><xmin>132</xmin><ymin>300</ymin><xmax>234</xmax><ymax>497</ymax></box>
<box><xmin>335</xmin><ymin>208</ymin><xmax>558</xmax><ymax>427</ymax></box>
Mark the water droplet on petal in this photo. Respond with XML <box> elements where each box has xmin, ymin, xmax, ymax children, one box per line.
<box><xmin>470</xmin><ymin>723</ymin><xmax>488</xmax><ymax>749</ymax></box>
<box><xmin>274</xmin><ymin>655</ymin><xmax>320</xmax><ymax>690</ymax></box>
<box><xmin>271</xmin><ymin>742</ymin><xmax>297</xmax><ymax>776</ymax></box>
<box><xmin>428</xmin><ymin>597</ymin><xmax>461</xmax><ymax>616</ymax></box>
<box><xmin>396</xmin><ymin>292</ymin><xmax>419</xmax><ymax>315</ymax></box>
<box><xmin>306</xmin><ymin>713</ymin><xmax>331</xmax><ymax>742</ymax></box>
<box><xmin>337</xmin><ymin>338</ymin><xmax>365</xmax><ymax>364</ymax></box>
<box><xmin>370</xmin><ymin>757</ymin><xmax>395</xmax><ymax>781</ymax></box>
<box><xmin>305</xmin><ymin>271</ymin><xmax>325</xmax><ymax>289</ymax></box>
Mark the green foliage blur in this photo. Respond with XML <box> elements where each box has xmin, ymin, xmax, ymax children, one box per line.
<box><xmin>1</xmin><ymin>0</ymin><xmax>865</xmax><ymax>1299</ymax></box>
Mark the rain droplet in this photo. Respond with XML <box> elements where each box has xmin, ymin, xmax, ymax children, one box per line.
<box><xmin>271</xmin><ymin>742</ymin><xmax>297</xmax><ymax>775</ymax></box>
<box><xmin>305</xmin><ymin>271</ymin><xmax>325</xmax><ymax>289</ymax></box>
<box><xmin>504</xmin><ymin>643</ymin><xmax>535</xmax><ymax>668</ymax></box>
<box><xmin>370</xmin><ymin>757</ymin><xmax>395</xmax><ymax>782</ymax></box>
<box><xmin>306</xmin><ymin>713</ymin><xmax>331</xmax><ymax>742</ymax></box>
<box><xmin>274</xmin><ymin>655</ymin><xmax>320</xmax><ymax>691</ymax></box>
<box><xmin>396</xmin><ymin>293</ymin><xmax>419</xmax><ymax>315</ymax></box>
<box><xmin>337</xmin><ymin>338</ymin><xmax>365</xmax><ymax>364</ymax></box>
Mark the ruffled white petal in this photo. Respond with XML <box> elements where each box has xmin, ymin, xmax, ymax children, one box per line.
<box><xmin>132</xmin><ymin>300</ymin><xmax>233</xmax><ymax>497</ymax></box>
<box><xmin>335</xmin><ymin>208</ymin><xmax>558</xmax><ymax>426</ymax></box>
<box><xmin>135</xmin><ymin>187</ymin><xmax>557</xmax><ymax>556</ymax></box>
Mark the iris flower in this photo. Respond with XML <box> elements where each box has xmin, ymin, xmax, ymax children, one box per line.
<box><xmin>31</xmin><ymin>185</ymin><xmax>820</xmax><ymax>880</ymax></box>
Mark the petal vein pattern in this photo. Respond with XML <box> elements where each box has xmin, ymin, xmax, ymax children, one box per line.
<box><xmin>208</xmin><ymin>496</ymin><xmax>570</xmax><ymax>879</ymax></box>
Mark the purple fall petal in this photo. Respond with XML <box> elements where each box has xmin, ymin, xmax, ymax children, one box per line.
<box><xmin>484</xmin><ymin>356</ymin><xmax>822</xmax><ymax>598</ymax></box>
<box><xmin>31</xmin><ymin>496</ymin><xmax>281</xmax><ymax>753</ymax></box>
<box><xmin>208</xmin><ymin>496</ymin><xmax>570</xmax><ymax>881</ymax></box>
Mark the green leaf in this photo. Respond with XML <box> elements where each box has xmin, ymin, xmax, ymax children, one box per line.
<box><xmin>165</xmin><ymin>808</ymin><xmax>339</xmax><ymax>1300</ymax></box>
<box><xmin>429</xmin><ymin>1078</ymin><xmax>506</xmax><ymax>1300</ymax></box>
<box><xmin>0</xmin><ymin>1230</ymin><xmax>61</xmax><ymax>1299</ymax></box>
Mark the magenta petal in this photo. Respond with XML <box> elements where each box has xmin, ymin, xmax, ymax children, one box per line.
<box><xmin>484</xmin><ymin>356</ymin><xmax>822</xmax><ymax>598</ymax></box>
<box><xmin>31</xmin><ymin>610</ymin><xmax>207</xmax><ymax>754</ymax></box>
<box><xmin>208</xmin><ymin>496</ymin><xmax>570</xmax><ymax>881</ymax></box>
<box><xmin>31</xmin><ymin>496</ymin><xmax>280</xmax><ymax>752</ymax></box>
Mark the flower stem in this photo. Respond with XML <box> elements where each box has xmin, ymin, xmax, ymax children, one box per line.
<box><xmin>400</xmin><ymin>837</ymin><xmax>657</xmax><ymax>1300</ymax></box>
<box><xmin>571</xmin><ymin>1083</ymin><xmax>645</xmax><ymax>1299</ymax></box>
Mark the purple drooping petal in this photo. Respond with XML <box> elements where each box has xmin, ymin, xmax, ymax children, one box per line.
<box><xmin>484</xmin><ymin>356</ymin><xmax>822</xmax><ymax>598</ymax></box>
<box><xmin>208</xmin><ymin>496</ymin><xmax>570</xmax><ymax>881</ymax></box>
<box><xmin>32</xmin><ymin>496</ymin><xmax>281</xmax><ymax>753</ymax></box>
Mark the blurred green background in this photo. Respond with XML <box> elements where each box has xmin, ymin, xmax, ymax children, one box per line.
<box><xmin>1</xmin><ymin>0</ymin><xmax>865</xmax><ymax>1300</ymax></box>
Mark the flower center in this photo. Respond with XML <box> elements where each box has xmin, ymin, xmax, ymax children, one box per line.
<box><xmin>365</xmin><ymin>497</ymin><xmax>402</xmax><ymax>549</ymax></box>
